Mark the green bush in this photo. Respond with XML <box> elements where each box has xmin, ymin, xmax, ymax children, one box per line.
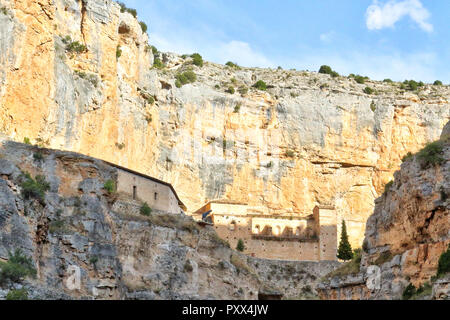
<box><xmin>226</xmin><ymin>86</ymin><xmax>235</xmax><ymax>94</ymax></box>
<box><xmin>236</xmin><ymin>239</ymin><xmax>245</xmax><ymax>252</ymax></box>
<box><xmin>433</xmin><ymin>80</ymin><xmax>443</xmax><ymax>86</ymax></box>
<box><xmin>384</xmin><ymin>180</ymin><xmax>394</xmax><ymax>194</ymax></box>
<box><xmin>337</xmin><ymin>220</ymin><xmax>353</xmax><ymax>261</ymax></box>
<box><xmin>89</xmin><ymin>256</ymin><xmax>99</xmax><ymax>265</ymax></box>
<box><xmin>33</xmin><ymin>152</ymin><xmax>44</xmax><ymax>161</ymax></box>
<box><xmin>252</xmin><ymin>80</ymin><xmax>267</xmax><ymax>91</ymax></box>
<box><xmin>0</xmin><ymin>249</ymin><xmax>37</xmax><ymax>286</ymax></box>
<box><xmin>437</xmin><ymin>244</ymin><xmax>450</xmax><ymax>277</ymax></box>
<box><xmin>362</xmin><ymin>239</ymin><xmax>369</xmax><ymax>253</ymax></box>
<box><xmin>225</xmin><ymin>61</ymin><xmax>240</xmax><ymax>69</ymax></box>
<box><xmin>20</xmin><ymin>173</ymin><xmax>50</xmax><ymax>203</ymax></box>
<box><xmin>233</xmin><ymin>104</ymin><xmax>241</xmax><ymax>113</ymax></box>
<box><xmin>184</xmin><ymin>260</ymin><xmax>193</xmax><ymax>272</ymax></box>
<box><xmin>140</xmin><ymin>202</ymin><xmax>152</xmax><ymax>216</ymax></box>
<box><xmin>383</xmin><ymin>78</ymin><xmax>393</xmax><ymax>83</ymax></box>
<box><xmin>116</xmin><ymin>46</ymin><xmax>122</xmax><ymax>59</ymax></box>
<box><xmin>402</xmin><ymin>283</ymin><xmax>416</xmax><ymax>300</ymax></box>
<box><xmin>401</xmin><ymin>80</ymin><xmax>424</xmax><ymax>91</ymax></box>
<box><xmin>145</xmin><ymin>95</ymin><xmax>155</xmax><ymax>105</ymax></box>
<box><xmin>318</xmin><ymin>65</ymin><xmax>339</xmax><ymax>78</ymax></box>
<box><xmin>139</xmin><ymin>21</ymin><xmax>147</xmax><ymax>33</ymax></box>
<box><xmin>402</xmin><ymin>151</ymin><xmax>413</xmax><ymax>162</ymax></box>
<box><xmin>352</xmin><ymin>75</ymin><xmax>368</xmax><ymax>84</ymax></box>
<box><xmin>416</xmin><ymin>140</ymin><xmax>445</xmax><ymax>169</ymax></box>
<box><xmin>285</xmin><ymin>150</ymin><xmax>295</xmax><ymax>158</ymax></box>
<box><xmin>6</xmin><ymin>288</ymin><xmax>28</xmax><ymax>300</ymax></box>
<box><xmin>118</xmin><ymin>2</ymin><xmax>137</xmax><ymax>18</ymax></box>
<box><xmin>74</xmin><ymin>70</ymin><xmax>99</xmax><ymax>87</ymax></box>
<box><xmin>104</xmin><ymin>180</ymin><xmax>116</xmax><ymax>193</ymax></box>
<box><xmin>175</xmin><ymin>71</ymin><xmax>197</xmax><ymax>87</ymax></box>
<box><xmin>238</xmin><ymin>86</ymin><xmax>248</xmax><ymax>95</ymax></box>
<box><xmin>370</xmin><ymin>101</ymin><xmax>376</xmax><ymax>112</ymax></box>
<box><xmin>363</xmin><ymin>86</ymin><xmax>374</xmax><ymax>94</ymax></box>
<box><xmin>151</xmin><ymin>46</ymin><xmax>158</xmax><ymax>55</ymax></box>
<box><xmin>191</xmin><ymin>53</ymin><xmax>203</xmax><ymax>67</ymax></box>
<box><xmin>153</xmin><ymin>58</ymin><xmax>165</xmax><ymax>69</ymax></box>
<box><xmin>324</xmin><ymin>248</ymin><xmax>361</xmax><ymax>279</ymax></box>
<box><xmin>23</xmin><ymin>137</ymin><xmax>31</xmax><ymax>145</ymax></box>
<box><xmin>48</xmin><ymin>219</ymin><xmax>67</xmax><ymax>234</ymax></box>
<box><xmin>63</xmin><ymin>37</ymin><xmax>87</xmax><ymax>54</ymax></box>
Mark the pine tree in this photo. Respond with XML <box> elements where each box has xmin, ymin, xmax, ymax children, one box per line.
<box><xmin>337</xmin><ymin>220</ymin><xmax>353</xmax><ymax>261</ymax></box>
<box><xmin>236</xmin><ymin>239</ymin><xmax>245</xmax><ymax>252</ymax></box>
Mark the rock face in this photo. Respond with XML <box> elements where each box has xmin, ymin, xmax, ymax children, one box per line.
<box><xmin>0</xmin><ymin>0</ymin><xmax>449</xmax><ymax>250</ymax></box>
<box><xmin>318</xmin><ymin>126</ymin><xmax>450</xmax><ymax>300</ymax></box>
<box><xmin>0</xmin><ymin>138</ymin><xmax>339</xmax><ymax>299</ymax></box>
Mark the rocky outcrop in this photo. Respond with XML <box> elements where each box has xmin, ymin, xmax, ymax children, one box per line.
<box><xmin>318</xmin><ymin>124</ymin><xmax>450</xmax><ymax>300</ymax></box>
<box><xmin>0</xmin><ymin>0</ymin><xmax>449</xmax><ymax>249</ymax></box>
<box><xmin>0</xmin><ymin>138</ymin><xmax>339</xmax><ymax>299</ymax></box>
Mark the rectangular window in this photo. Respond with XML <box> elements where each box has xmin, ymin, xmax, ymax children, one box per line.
<box><xmin>154</xmin><ymin>192</ymin><xmax>158</xmax><ymax>201</ymax></box>
<box><xmin>133</xmin><ymin>186</ymin><xmax>137</xmax><ymax>200</ymax></box>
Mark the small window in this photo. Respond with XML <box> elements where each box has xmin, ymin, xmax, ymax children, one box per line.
<box><xmin>154</xmin><ymin>192</ymin><xmax>158</xmax><ymax>201</ymax></box>
<box><xmin>133</xmin><ymin>186</ymin><xmax>137</xmax><ymax>200</ymax></box>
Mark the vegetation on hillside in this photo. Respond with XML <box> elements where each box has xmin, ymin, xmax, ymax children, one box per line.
<box><xmin>337</xmin><ymin>220</ymin><xmax>353</xmax><ymax>261</ymax></box>
<box><xmin>0</xmin><ymin>249</ymin><xmax>37</xmax><ymax>286</ymax></box>
<box><xmin>236</xmin><ymin>239</ymin><xmax>245</xmax><ymax>252</ymax></box>
<box><xmin>117</xmin><ymin>2</ymin><xmax>137</xmax><ymax>17</ymax></box>
<box><xmin>190</xmin><ymin>53</ymin><xmax>204</xmax><ymax>67</ymax></box>
<box><xmin>62</xmin><ymin>36</ymin><xmax>87</xmax><ymax>54</ymax></box>
<box><xmin>324</xmin><ymin>249</ymin><xmax>362</xmax><ymax>279</ymax></box>
<box><xmin>252</xmin><ymin>80</ymin><xmax>267</xmax><ymax>91</ymax></box>
<box><xmin>437</xmin><ymin>244</ymin><xmax>450</xmax><ymax>277</ymax></box>
<box><xmin>416</xmin><ymin>140</ymin><xmax>445</xmax><ymax>169</ymax></box>
<box><xmin>20</xmin><ymin>172</ymin><xmax>50</xmax><ymax>204</ymax></box>
<box><xmin>175</xmin><ymin>70</ymin><xmax>197</xmax><ymax>88</ymax></box>
<box><xmin>318</xmin><ymin>65</ymin><xmax>339</xmax><ymax>78</ymax></box>
<box><xmin>140</xmin><ymin>202</ymin><xmax>152</xmax><ymax>216</ymax></box>
<box><xmin>104</xmin><ymin>180</ymin><xmax>116</xmax><ymax>193</ymax></box>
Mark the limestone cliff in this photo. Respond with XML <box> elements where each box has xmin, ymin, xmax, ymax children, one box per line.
<box><xmin>0</xmin><ymin>137</ymin><xmax>339</xmax><ymax>299</ymax></box>
<box><xmin>318</xmin><ymin>124</ymin><xmax>450</xmax><ymax>300</ymax></box>
<box><xmin>0</xmin><ymin>0</ymin><xmax>449</xmax><ymax>249</ymax></box>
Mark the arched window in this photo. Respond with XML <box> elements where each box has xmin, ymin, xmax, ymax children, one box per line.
<box><xmin>229</xmin><ymin>221</ymin><xmax>236</xmax><ymax>231</ymax></box>
<box><xmin>254</xmin><ymin>225</ymin><xmax>260</xmax><ymax>234</ymax></box>
<box><xmin>274</xmin><ymin>225</ymin><xmax>281</xmax><ymax>236</ymax></box>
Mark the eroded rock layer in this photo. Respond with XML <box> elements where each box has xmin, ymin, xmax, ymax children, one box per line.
<box><xmin>0</xmin><ymin>138</ymin><xmax>340</xmax><ymax>299</ymax></box>
<box><xmin>318</xmin><ymin>126</ymin><xmax>450</xmax><ymax>300</ymax></box>
<box><xmin>0</xmin><ymin>0</ymin><xmax>449</xmax><ymax>248</ymax></box>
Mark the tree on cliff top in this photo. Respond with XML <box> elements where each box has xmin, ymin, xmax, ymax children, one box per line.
<box><xmin>337</xmin><ymin>220</ymin><xmax>353</xmax><ymax>261</ymax></box>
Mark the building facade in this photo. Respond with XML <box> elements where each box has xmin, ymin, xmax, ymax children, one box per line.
<box><xmin>107</xmin><ymin>162</ymin><xmax>186</xmax><ymax>214</ymax></box>
<box><xmin>193</xmin><ymin>201</ymin><xmax>338</xmax><ymax>261</ymax></box>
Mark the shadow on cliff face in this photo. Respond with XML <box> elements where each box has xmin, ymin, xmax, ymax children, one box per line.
<box><xmin>317</xmin><ymin>121</ymin><xmax>450</xmax><ymax>300</ymax></box>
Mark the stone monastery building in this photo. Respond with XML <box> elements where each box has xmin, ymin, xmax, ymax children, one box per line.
<box><xmin>193</xmin><ymin>200</ymin><xmax>339</xmax><ymax>261</ymax></box>
<box><xmin>105</xmin><ymin>161</ymin><xmax>339</xmax><ymax>262</ymax></box>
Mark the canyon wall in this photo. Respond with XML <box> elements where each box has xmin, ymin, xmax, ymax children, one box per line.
<box><xmin>0</xmin><ymin>137</ymin><xmax>339</xmax><ymax>299</ymax></box>
<box><xmin>318</xmin><ymin>125</ymin><xmax>450</xmax><ymax>300</ymax></box>
<box><xmin>1</xmin><ymin>0</ymin><xmax>449</xmax><ymax>249</ymax></box>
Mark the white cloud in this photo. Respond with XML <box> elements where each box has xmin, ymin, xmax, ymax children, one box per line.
<box><xmin>150</xmin><ymin>32</ymin><xmax>274</xmax><ymax>68</ymax></box>
<box><xmin>366</xmin><ymin>0</ymin><xmax>433</xmax><ymax>32</ymax></box>
<box><xmin>319</xmin><ymin>31</ymin><xmax>336</xmax><ymax>43</ymax></box>
<box><xmin>212</xmin><ymin>41</ymin><xmax>274</xmax><ymax>68</ymax></box>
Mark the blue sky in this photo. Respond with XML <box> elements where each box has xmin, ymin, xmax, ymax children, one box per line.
<box><xmin>121</xmin><ymin>0</ymin><xmax>450</xmax><ymax>83</ymax></box>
